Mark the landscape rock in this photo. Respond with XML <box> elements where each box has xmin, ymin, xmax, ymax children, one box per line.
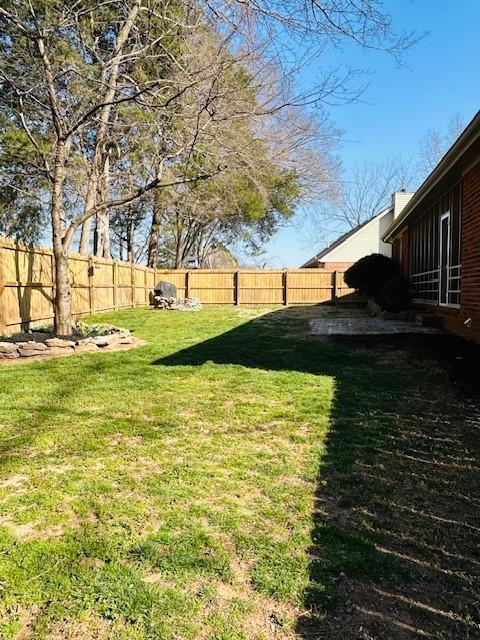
<box><xmin>153</xmin><ymin>296</ymin><xmax>201</xmax><ymax>311</ymax></box>
<box><xmin>18</xmin><ymin>348</ymin><xmax>44</xmax><ymax>357</ymax></box>
<box><xmin>1</xmin><ymin>323</ymin><xmax>137</xmax><ymax>364</ymax></box>
<box><xmin>75</xmin><ymin>343</ymin><xmax>100</xmax><ymax>353</ymax></box>
<box><xmin>367</xmin><ymin>298</ymin><xmax>408</xmax><ymax>320</ymax></box>
<box><xmin>0</xmin><ymin>342</ymin><xmax>19</xmax><ymax>354</ymax></box>
<box><xmin>46</xmin><ymin>337</ymin><xmax>76</xmax><ymax>348</ymax></box>
<box><xmin>367</xmin><ymin>298</ymin><xmax>382</xmax><ymax>317</ymax></box>
<box><xmin>154</xmin><ymin>280</ymin><xmax>177</xmax><ymax>298</ymax></box>
<box><xmin>92</xmin><ymin>334</ymin><xmax>121</xmax><ymax>347</ymax></box>
<box><xmin>0</xmin><ymin>351</ymin><xmax>20</xmax><ymax>359</ymax></box>
<box><xmin>18</xmin><ymin>341</ymin><xmax>48</xmax><ymax>351</ymax></box>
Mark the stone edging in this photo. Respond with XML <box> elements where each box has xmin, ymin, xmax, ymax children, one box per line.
<box><xmin>0</xmin><ymin>329</ymin><xmax>143</xmax><ymax>365</ymax></box>
<box><xmin>153</xmin><ymin>296</ymin><xmax>202</xmax><ymax>311</ymax></box>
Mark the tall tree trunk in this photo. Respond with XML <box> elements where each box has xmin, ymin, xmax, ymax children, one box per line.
<box><xmin>174</xmin><ymin>233</ymin><xmax>183</xmax><ymax>268</ymax></box>
<box><xmin>78</xmin><ymin>3</ymin><xmax>140</xmax><ymax>255</ymax></box>
<box><xmin>94</xmin><ymin>155</ymin><xmax>111</xmax><ymax>258</ymax></box>
<box><xmin>174</xmin><ymin>210</ymin><xmax>185</xmax><ymax>268</ymax></box>
<box><xmin>94</xmin><ymin>212</ymin><xmax>110</xmax><ymax>258</ymax></box>
<box><xmin>127</xmin><ymin>224</ymin><xmax>134</xmax><ymax>263</ymax></box>
<box><xmin>79</xmin><ymin>179</ymin><xmax>96</xmax><ymax>254</ymax></box>
<box><xmin>51</xmin><ymin>142</ymin><xmax>72</xmax><ymax>335</ymax></box>
<box><xmin>79</xmin><ymin>219</ymin><xmax>92</xmax><ymax>253</ymax></box>
<box><xmin>53</xmin><ymin>247</ymin><xmax>71</xmax><ymax>336</ymax></box>
<box><xmin>147</xmin><ymin>188</ymin><xmax>162</xmax><ymax>267</ymax></box>
<box><xmin>34</xmin><ymin>34</ymin><xmax>73</xmax><ymax>334</ymax></box>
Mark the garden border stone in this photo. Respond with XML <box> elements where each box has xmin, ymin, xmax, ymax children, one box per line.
<box><xmin>0</xmin><ymin>324</ymin><xmax>143</xmax><ymax>365</ymax></box>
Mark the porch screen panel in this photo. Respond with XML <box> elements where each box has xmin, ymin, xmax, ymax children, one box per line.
<box><xmin>409</xmin><ymin>182</ymin><xmax>461</xmax><ymax>305</ymax></box>
<box><xmin>448</xmin><ymin>183</ymin><xmax>461</xmax><ymax>306</ymax></box>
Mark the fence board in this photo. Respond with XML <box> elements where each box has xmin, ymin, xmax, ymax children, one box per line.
<box><xmin>189</xmin><ymin>271</ymin><xmax>236</xmax><ymax>304</ymax></box>
<box><xmin>0</xmin><ymin>237</ymin><xmax>356</xmax><ymax>334</ymax></box>
<box><xmin>335</xmin><ymin>271</ymin><xmax>356</xmax><ymax>299</ymax></box>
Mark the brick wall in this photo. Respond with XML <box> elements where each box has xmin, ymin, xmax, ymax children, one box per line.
<box><xmin>317</xmin><ymin>261</ymin><xmax>354</xmax><ymax>271</ymax></box>
<box><xmin>449</xmin><ymin>160</ymin><xmax>480</xmax><ymax>342</ymax></box>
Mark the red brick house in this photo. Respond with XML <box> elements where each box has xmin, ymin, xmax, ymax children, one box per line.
<box><xmin>384</xmin><ymin>110</ymin><xmax>480</xmax><ymax>342</ymax></box>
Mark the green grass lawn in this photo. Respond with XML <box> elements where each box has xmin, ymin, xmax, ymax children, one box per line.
<box><xmin>0</xmin><ymin>306</ymin><xmax>478</xmax><ymax>639</ymax></box>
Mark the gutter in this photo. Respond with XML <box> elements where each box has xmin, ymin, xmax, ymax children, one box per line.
<box><xmin>383</xmin><ymin>110</ymin><xmax>480</xmax><ymax>242</ymax></box>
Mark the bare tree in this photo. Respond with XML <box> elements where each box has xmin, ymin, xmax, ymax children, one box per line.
<box><xmin>311</xmin><ymin>157</ymin><xmax>413</xmax><ymax>238</ymax></box>
<box><xmin>307</xmin><ymin>112</ymin><xmax>465</xmax><ymax>250</ymax></box>
<box><xmin>0</xmin><ymin>1</ymin><xmax>220</xmax><ymax>333</ymax></box>
<box><xmin>417</xmin><ymin>113</ymin><xmax>464</xmax><ymax>176</ymax></box>
<box><xmin>203</xmin><ymin>1</ymin><xmax>418</xmax><ymax>64</ymax></box>
<box><xmin>0</xmin><ymin>0</ymin><xmax>417</xmax><ymax>334</ymax></box>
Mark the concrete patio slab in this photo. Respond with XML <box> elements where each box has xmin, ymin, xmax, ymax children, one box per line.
<box><xmin>309</xmin><ymin>317</ymin><xmax>443</xmax><ymax>336</ymax></box>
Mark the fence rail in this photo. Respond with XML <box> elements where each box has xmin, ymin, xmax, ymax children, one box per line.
<box><xmin>0</xmin><ymin>237</ymin><xmax>356</xmax><ymax>334</ymax></box>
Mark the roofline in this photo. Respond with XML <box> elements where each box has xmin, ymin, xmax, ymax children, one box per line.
<box><xmin>383</xmin><ymin>110</ymin><xmax>480</xmax><ymax>242</ymax></box>
<box><xmin>301</xmin><ymin>205</ymin><xmax>392</xmax><ymax>268</ymax></box>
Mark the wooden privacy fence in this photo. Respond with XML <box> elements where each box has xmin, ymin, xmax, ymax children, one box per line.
<box><xmin>0</xmin><ymin>237</ymin><xmax>156</xmax><ymax>334</ymax></box>
<box><xmin>0</xmin><ymin>237</ymin><xmax>355</xmax><ymax>334</ymax></box>
<box><xmin>155</xmin><ymin>269</ymin><xmax>354</xmax><ymax>305</ymax></box>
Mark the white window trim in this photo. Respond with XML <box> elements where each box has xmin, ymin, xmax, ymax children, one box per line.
<box><xmin>439</xmin><ymin>211</ymin><xmax>454</xmax><ymax>307</ymax></box>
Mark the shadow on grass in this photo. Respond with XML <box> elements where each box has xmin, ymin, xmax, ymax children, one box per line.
<box><xmin>156</xmin><ymin>305</ymin><xmax>480</xmax><ymax>639</ymax></box>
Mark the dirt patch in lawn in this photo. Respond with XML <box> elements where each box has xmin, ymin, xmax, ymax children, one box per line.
<box><xmin>47</xmin><ymin>616</ymin><xmax>118</xmax><ymax>640</ymax></box>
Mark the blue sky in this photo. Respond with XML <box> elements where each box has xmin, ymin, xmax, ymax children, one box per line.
<box><xmin>259</xmin><ymin>0</ymin><xmax>480</xmax><ymax>268</ymax></box>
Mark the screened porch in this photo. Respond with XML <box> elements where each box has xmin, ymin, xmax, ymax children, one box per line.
<box><xmin>408</xmin><ymin>182</ymin><xmax>461</xmax><ymax>308</ymax></box>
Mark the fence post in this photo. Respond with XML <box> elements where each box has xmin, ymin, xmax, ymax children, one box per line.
<box><xmin>185</xmin><ymin>270</ymin><xmax>190</xmax><ymax>298</ymax></box>
<box><xmin>113</xmin><ymin>261</ymin><xmax>118</xmax><ymax>311</ymax></box>
<box><xmin>88</xmin><ymin>256</ymin><xmax>95</xmax><ymax>314</ymax></box>
<box><xmin>0</xmin><ymin>245</ymin><xmax>6</xmax><ymax>335</ymax></box>
<box><xmin>131</xmin><ymin>263</ymin><xmax>135</xmax><ymax>307</ymax></box>
<box><xmin>283</xmin><ymin>270</ymin><xmax>288</xmax><ymax>306</ymax></box>
<box><xmin>332</xmin><ymin>270</ymin><xmax>337</xmax><ymax>304</ymax></box>
<box><xmin>234</xmin><ymin>271</ymin><xmax>239</xmax><ymax>305</ymax></box>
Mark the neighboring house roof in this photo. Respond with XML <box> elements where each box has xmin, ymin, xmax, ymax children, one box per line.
<box><xmin>383</xmin><ymin>110</ymin><xmax>480</xmax><ymax>242</ymax></box>
<box><xmin>301</xmin><ymin>206</ymin><xmax>393</xmax><ymax>268</ymax></box>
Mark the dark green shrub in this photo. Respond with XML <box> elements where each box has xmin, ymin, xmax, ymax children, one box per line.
<box><xmin>345</xmin><ymin>253</ymin><xmax>411</xmax><ymax>312</ymax></box>
<box><xmin>379</xmin><ymin>274</ymin><xmax>412</xmax><ymax>312</ymax></box>
<box><xmin>344</xmin><ymin>254</ymin><xmax>400</xmax><ymax>296</ymax></box>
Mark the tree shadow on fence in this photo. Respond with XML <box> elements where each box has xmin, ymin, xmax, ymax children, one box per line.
<box><xmin>156</xmin><ymin>305</ymin><xmax>480</xmax><ymax>639</ymax></box>
<box><xmin>13</xmin><ymin>243</ymin><xmax>53</xmax><ymax>331</ymax></box>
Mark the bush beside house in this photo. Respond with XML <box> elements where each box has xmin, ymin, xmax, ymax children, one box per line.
<box><xmin>344</xmin><ymin>253</ymin><xmax>412</xmax><ymax>313</ymax></box>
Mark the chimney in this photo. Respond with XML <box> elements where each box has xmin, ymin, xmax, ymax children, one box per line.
<box><xmin>392</xmin><ymin>189</ymin><xmax>414</xmax><ymax>219</ymax></box>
